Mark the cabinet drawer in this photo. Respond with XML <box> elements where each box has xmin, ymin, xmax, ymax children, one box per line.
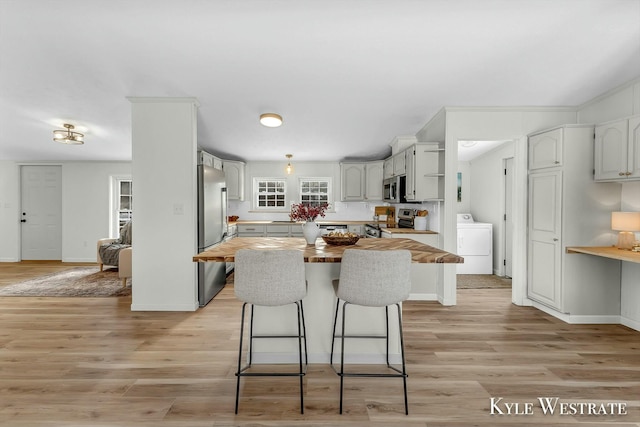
<box><xmin>266</xmin><ymin>224</ymin><xmax>291</xmax><ymax>236</ymax></box>
<box><xmin>237</xmin><ymin>224</ymin><xmax>266</xmax><ymax>236</ymax></box>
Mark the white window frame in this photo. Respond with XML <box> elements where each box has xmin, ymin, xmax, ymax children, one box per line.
<box><xmin>110</xmin><ymin>176</ymin><xmax>132</xmax><ymax>237</ymax></box>
<box><xmin>299</xmin><ymin>177</ymin><xmax>332</xmax><ymax>207</ymax></box>
<box><xmin>252</xmin><ymin>177</ymin><xmax>287</xmax><ymax>211</ymax></box>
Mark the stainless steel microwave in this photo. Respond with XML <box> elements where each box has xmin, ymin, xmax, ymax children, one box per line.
<box><xmin>383</xmin><ymin>176</ymin><xmax>406</xmax><ymax>203</ymax></box>
<box><xmin>383</xmin><ymin>177</ymin><xmax>399</xmax><ymax>203</ymax></box>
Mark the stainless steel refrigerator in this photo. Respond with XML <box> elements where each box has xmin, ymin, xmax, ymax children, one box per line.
<box><xmin>197</xmin><ymin>164</ymin><xmax>227</xmax><ymax>307</ymax></box>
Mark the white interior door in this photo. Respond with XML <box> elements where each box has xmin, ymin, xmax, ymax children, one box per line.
<box><xmin>21</xmin><ymin>165</ymin><xmax>62</xmax><ymax>260</ymax></box>
<box><xmin>504</xmin><ymin>157</ymin><xmax>514</xmax><ymax>278</ymax></box>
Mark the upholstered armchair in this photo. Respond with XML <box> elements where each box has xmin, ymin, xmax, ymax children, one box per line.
<box><xmin>97</xmin><ymin>221</ymin><xmax>132</xmax><ymax>287</ymax></box>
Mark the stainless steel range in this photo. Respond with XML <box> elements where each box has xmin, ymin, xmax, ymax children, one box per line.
<box><xmin>363</xmin><ymin>223</ymin><xmax>382</xmax><ymax>238</ymax></box>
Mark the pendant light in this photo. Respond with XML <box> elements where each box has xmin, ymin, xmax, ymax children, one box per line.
<box><xmin>285</xmin><ymin>154</ymin><xmax>294</xmax><ymax>175</ymax></box>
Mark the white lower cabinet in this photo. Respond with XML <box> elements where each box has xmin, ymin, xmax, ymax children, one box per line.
<box><xmin>527</xmin><ymin>125</ymin><xmax>621</xmax><ymax>317</ymax></box>
<box><xmin>382</xmin><ymin>232</ymin><xmax>439</xmax><ymax>299</ymax></box>
<box><xmin>237</xmin><ymin>224</ymin><xmax>266</xmax><ymax>237</ymax></box>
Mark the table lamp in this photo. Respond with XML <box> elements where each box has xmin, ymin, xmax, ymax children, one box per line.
<box><xmin>611</xmin><ymin>211</ymin><xmax>640</xmax><ymax>250</ymax></box>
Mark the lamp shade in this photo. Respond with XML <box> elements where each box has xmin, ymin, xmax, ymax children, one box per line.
<box><xmin>611</xmin><ymin>212</ymin><xmax>640</xmax><ymax>231</ymax></box>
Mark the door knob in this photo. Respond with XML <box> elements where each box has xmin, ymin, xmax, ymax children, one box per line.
<box><xmin>20</xmin><ymin>219</ymin><xmax>26</xmax><ymax>223</ymax></box>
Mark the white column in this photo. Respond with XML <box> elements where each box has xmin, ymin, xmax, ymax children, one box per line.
<box><xmin>129</xmin><ymin>97</ymin><xmax>199</xmax><ymax>311</ymax></box>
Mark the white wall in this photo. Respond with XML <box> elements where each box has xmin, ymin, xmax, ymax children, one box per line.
<box><xmin>576</xmin><ymin>76</ymin><xmax>640</xmax><ymax>330</ymax></box>
<box><xmin>0</xmin><ymin>160</ymin><xmax>131</xmax><ymax>262</ymax></box>
<box><xmin>0</xmin><ymin>161</ymin><xmax>20</xmax><ymax>261</ymax></box>
<box><xmin>456</xmin><ymin>161</ymin><xmax>471</xmax><ymax>214</ymax></box>
<box><xmin>130</xmin><ymin>98</ymin><xmax>199</xmax><ymax>311</ymax></box>
<box><xmin>467</xmin><ymin>141</ymin><xmax>515</xmax><ymax>275</ymax></box>
<box><xmin>428</xmin><ymin>107</ymin><xmax>578</xmax><ymax>306</ymax></box>
<box><xmin>228</xmin><ymin>160</ymin><xmax>438</xmax><ymax>229</ymax></box>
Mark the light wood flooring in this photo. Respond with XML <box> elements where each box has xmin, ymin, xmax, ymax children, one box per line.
<box><xmin>0</xmin><ymin>262</ymin><xmax>639</xmax><ymax>426</ymax></box>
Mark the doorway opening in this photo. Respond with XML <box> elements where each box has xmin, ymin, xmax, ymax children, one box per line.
<box><xmin>456</xmin><ymin>140</ymin><xmax>515</xmax><ymax>290</ymax></box>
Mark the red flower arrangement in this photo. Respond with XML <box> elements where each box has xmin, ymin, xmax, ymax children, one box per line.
<box><xmin>289</xmin><ymin>203</ymin><xmax>329</xmax><ymax>222</ymax></box>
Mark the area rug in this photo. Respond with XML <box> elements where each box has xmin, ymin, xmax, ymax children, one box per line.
<box><xmin>0</xmin><ymin>267</ymin><xmax>131</xmax><ymax>297</ymax></box>
<box><xmin>457</xmin><ymin>274</ymin><xmax>512</xmax><ymax>289</ymax></box>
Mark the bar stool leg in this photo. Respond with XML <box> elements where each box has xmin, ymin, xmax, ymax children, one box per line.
<box><xmin>339</xmin><ymin>301</ymin><xmax>349</xmax><ymax>414</ymax></box>
<box><xmin>235</xmin><ymin>302</ymin><xmax>248</xmax><ymax>414</ymax></box>
<box><xmin>295</xmin><ymin>301</ymin><xmax>305</xmax><ymax>414</ymax></box>
<box><xmin>299</xmin><ymin>301</ymin><xmax>309</xmax><ymax>366</ymax></box>
<box><xmin>330</xmin><ymin>299</ymin><xmax>340</xmax><ymax>366</ymax></box>
<box><xmin>396</xmin><ymin>303</ymin><xmax>408</xmax><ymax>415</ymax></box>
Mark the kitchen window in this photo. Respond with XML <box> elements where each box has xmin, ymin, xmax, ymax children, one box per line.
<box><xmin>299</xmin><ymin>178</ymin><xmax>331</xmax><ymax>207</ymax></box>
<box><xmin>254</xmin><ymin>178</ymin><xmax>287</xmax><ymax>209</ymax></box>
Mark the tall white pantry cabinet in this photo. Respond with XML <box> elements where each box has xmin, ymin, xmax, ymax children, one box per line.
<box><xmin>527</xmin><ymin>124</ymin><xmax>621</xmax><ymax>319</ymax></box>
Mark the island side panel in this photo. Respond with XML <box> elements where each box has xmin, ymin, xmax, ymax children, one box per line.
<box><xmin>248</xmin><ymin>263</ymin><xmax>402</xmax><ymax>365</ymax></box>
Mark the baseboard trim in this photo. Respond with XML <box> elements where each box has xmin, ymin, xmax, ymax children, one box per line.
<box><xmin>532</xmin><ymin>302</ymin><xmax>621</xmax><ymax>324</ymax></box>
<box><xmin>408</xmin><ymin>293</ymin><xmax>438</xmax><ymax>301</ymax></box>
<box><xmin>621</xmin><ymin>316</ymin><xmax>640</xmax><ymax>332</ymax></box>
<box><xmin>0</xmin><ymin>258</ymin><xmax>20</xmax><ymax>262</ymax></box>
<box><xmin>131</xmin><ymin>302</ymin><xmax>199</xmax><ymax>312</ymax></box>
<box><xmin>62</xmin><ymin>258</ymin><xmax>97</xmax><ymax>263</ymax></box>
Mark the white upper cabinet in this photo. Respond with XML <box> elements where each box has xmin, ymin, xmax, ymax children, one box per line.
<box><xmin>594</xmin><ymin>115</ymin><xmax>640</xmax><ymax>181</ymax></box>
<box><xmin>340</xmin><ymin>161</ymin><xmax>384</xmax><ymax>201</ymax></box>
<box><xmin>222</xmin><ymin>160</ymin><xmax>245</xmax><ymax>201</ymax></box>
<box><xmin>199</xmin><ymin>150</ymin><xmax>223</xmax><ymax>170</ymax></box>
<box><xmin>340</xmin><ymin>163</ymin><xmax>366</xmax><ymax>201</ymax></box>
<box><xmin>365</xmin><ymin>161</ymin><xmax>384</xmax><ymax>200</ymax></box>
<box><xmin>405</xmin><ymin>143</ymin><xmax>445</xmax><ymax>201</ymax></box>
<box><xmin>393</xmin><ymin>152</ymin><xmax>406</xmax><ymax>176</ymax></box>
<box><xmin>528</xmin><ymin>128</ymin><xmax>563</xmax><ymax>170</ymax></box>
<box><xmin>383</xmin><ymin>157</ymin><xmax>394</xmax><ymax>179</ymax></box>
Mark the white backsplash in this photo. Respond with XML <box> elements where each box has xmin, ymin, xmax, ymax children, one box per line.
<box><xmin>228</xmin><ymin>200</ymin><xmax>440</xmax><ymax>232</ymax></box>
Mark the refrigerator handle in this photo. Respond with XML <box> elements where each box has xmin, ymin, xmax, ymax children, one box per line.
<box><xmin>221</xmin><ymin>187</ymin><xmax>228</xmax><ymax>237</ymax></box>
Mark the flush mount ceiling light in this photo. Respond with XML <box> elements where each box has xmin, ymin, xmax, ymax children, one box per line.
<box><xmin>285</xmin><ymin>154</ymin><xmax>294</xmax><ymax>175</ymax></box>
<box><xmin>53</xmin><ymin>123</ymin><xmax>84</xmax><ymax>144</ymax></box>
<box><xmin>259</xmin><ymin>113</ymin><xmax>283</xmax><ymax>128</ymax></box>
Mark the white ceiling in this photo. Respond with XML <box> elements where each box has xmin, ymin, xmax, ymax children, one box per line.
<box><xmin>1</xmin><ymin>0</ymin><xmax>639</xmax><ymax>163</ymax></box>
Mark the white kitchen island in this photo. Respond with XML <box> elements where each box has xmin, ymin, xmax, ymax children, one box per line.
<box><xmin>194</xmin><ymin>237</ymin><xmax>463</xmax><ymax>364</ymax></box>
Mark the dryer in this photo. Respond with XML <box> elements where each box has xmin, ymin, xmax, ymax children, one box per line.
<box><xmin>457</xmin><ymin>213</ymin><xmax>493</xmax><ymax>274</ymax></box>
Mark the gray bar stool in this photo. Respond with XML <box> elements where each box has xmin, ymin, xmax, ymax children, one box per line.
<box><xmin>233</xmin><ymin>249</ymin><xmax>308</xmax><ymax>414</ymax></box>
<box><xmin>330</xmin><ymin>248</ymin><xmax>411</xmax><ymax>415</ymax></box>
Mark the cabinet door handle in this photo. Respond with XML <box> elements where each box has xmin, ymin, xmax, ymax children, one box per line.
<box><xmin>554</xmin><ymin>161</ymin><xmax>560</xmax><ymax>164</ymax></box>
<box><xmin>626</xmin><ymin>172</ymin><xmax>632</xmax><ymax>176</ymax></box>
<box><xmin>619</xmin><ymin>172</ymin><xmax>626</xmax><ymax>176</ymax></box>
<box><xmin>553</xmin><ymin>238</ymin><xmax>559</xmax><ymax>241</ymax></box>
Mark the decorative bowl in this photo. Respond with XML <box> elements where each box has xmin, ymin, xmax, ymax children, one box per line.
<box><xmin>321</xmin><ymin>235</ymin><xmax>360</xmax><ymax>246</ymax></box>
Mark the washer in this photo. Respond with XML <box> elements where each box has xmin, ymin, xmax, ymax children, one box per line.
<box><xmin>457</xmin><ymin>213</ymin><xmax>493</xmax><ymax>274</ymax></box>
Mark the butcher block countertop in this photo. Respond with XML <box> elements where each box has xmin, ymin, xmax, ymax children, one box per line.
<box><xmin>194</xmin><ymin>237</ymin><xmax>462</xmax><ymax>264</ymax></box>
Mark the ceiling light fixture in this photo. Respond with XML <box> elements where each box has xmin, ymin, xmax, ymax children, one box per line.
<box><xmin>260</xmin><ymin>113</ymin><xmax>283</xmax><ymax>128</ymax></box>
<box><xmin>460</xmin><ymin>141</ymin><xmax>478</xmax><ymax>148</ymax></box>
<box><xmin>285</xmin><ymin>154</ymin><xmax>294</xmax><ymax>175</ymax></box>
<box><xmin>53</xmin><ymin>123</ymin><xmax>84</xmax><ymax>144</ymax></box>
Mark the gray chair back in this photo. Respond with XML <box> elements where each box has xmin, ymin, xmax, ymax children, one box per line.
<box><xmin>337</xmin><ymin>249</ymin><xmax>411</xmax><ymax>307</ymax></box>
<box><xmin>234</xmin><ymin>249</ymin><xmax>306</xmax><ymax>306</ymax></box>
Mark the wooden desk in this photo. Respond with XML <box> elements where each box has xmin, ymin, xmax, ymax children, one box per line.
<box><xmin>566</xmin><ymin>246</ymin><xmax>640</xmax><ymax>264</ymax></box>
